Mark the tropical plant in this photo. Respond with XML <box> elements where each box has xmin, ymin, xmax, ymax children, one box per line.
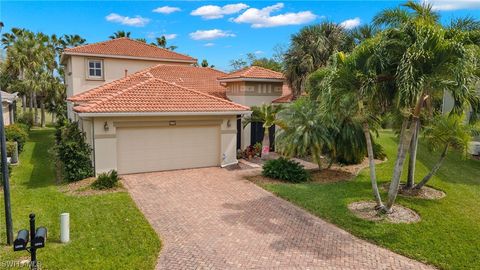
<box><xmin>150</xmin><ymin>36</ymin><xmax>177</xmax><ymax>50</ymax></box>
<box><xmin>109</xmin><ymin>30</ymin><xmax>130</xmax><ymax>39</ymax></box>
<box><xmin>276</xmin><ymin>98</ymin><xmax>332</xmax><ymax>169</ymax></box>
<box><xmin>92</xmin><ymin>170</ymin><xmax>120</xmax><ymax>190</ymax></box>
<box><xmin>284</xmin><ymin>22</ymin><xmax>350</xmax><ymax>96</ymax></box>
<box><xmin>243</xmin><ymin>103</ymin><xmax>283</xmax><ymax>159</ymax></box>
<box><xmin>262</xmin><ymin>157</ymin><xmax>310</xmax><ymax>183</ymax></box>
<box><xmin>413</xmin><ymin>115</ymin><xmax>477</xmax><ymax>189</ymax></box>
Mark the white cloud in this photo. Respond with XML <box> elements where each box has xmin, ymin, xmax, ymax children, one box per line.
<box><xmin>232</xmin><ymin>3</ymin><xmax>316</xmax><ymax>28</ymax></box>
<box><xmin>191</xmin><ymin>3</ymin><xmax>249</xmax><ymax>19</ymax></box>
<box><xmin>105</xmin><ymin>13</ymin><xmax>150</xmax><ymax>27</ymax></box>
<box><xmin>254</xmin><ymin>50</ymin><xmax>264</xmax><ymax>55</ymax></box>
<box><xmin>153</xmin><ymin>6</ymin><xmax>181</xmax><ymax>14</ymax></box>
<box><xmin>204</xmin><ymin>43</ymin><xmax>215</xmax><ymax>47</ymax></box>
<box><xmin>425</xmin><ymin>0</ymin><xmax>480</xmax><ymax>10</ymax></box>
<box><xmin>189</xmin><ymin>29</ymin><xmax>236</xmax><ymax>40</ymax></box>
<box><xmin>340</xmin><ymin>17</ymin><xmax>361</xmax><ymax>29</ymax></box>
<box><xmin>163</xmin><ymin>34</ymin><xmax>177</xmax><ymax>40</ymax></box>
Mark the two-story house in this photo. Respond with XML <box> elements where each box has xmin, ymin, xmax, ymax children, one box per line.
<box><xmin>63</xmin><ymin>38</ymin><xmax>292</xmax><ymax>175</ymax></box>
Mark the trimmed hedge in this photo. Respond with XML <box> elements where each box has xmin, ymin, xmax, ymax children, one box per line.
<box><xmin>262</xmin><ymin>157</ymin><xmax>310</xmax><ymax>183</ymax></box>
<box><xmin>56</xmin><ymin>121</ymin><xmax>93</xmax><ymax>182</ymax></box>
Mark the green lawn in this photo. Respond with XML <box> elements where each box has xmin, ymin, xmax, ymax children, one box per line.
<box><xmin>0</xmin><ymin>128</ymin><xmax>160</xmax><ymax>269</ymax></box>
<box><xmin>262</xmin><ymin>130</ymin><xmax>480</xmax><ymax>270</ymax></box>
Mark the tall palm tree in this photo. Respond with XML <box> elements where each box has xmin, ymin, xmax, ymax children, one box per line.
<box><xmin>109</xmin><ymin>30</ymin><xmax>130</xmax><ymax>39</ymax></box>
<box><xmin>384</xmin><ymin>21</ymin><xmax>479</xmax><ymax>211</ymax></box>
<box><xmin>243</xmin><ymin>104</ymin><xmax>283</xmax><ymax>160</ymax></box>
<box><xmin>414</xmin><ymin>114</ymin><xmax>477</xmax><ymax>190</ymax></box>
<box><xmin>284</xmin><ymin>22</ymin><xmax>349</xmax><ymax>96</ymax></box>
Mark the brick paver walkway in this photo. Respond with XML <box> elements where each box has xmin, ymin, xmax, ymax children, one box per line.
<box><xmin>122</xmin><ymin>167</ymin><xmax>434</xmax><ymax>270</ymax></box>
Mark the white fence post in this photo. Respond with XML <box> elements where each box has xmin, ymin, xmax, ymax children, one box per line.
<box><xmin>60</xmin><ymin>213</ymin><xmax>70</xmax><ymax>243</ymax></box>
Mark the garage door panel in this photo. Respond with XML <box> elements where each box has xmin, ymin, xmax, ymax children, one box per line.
<box><xmin>117</xmin><ymin>126</ymin><xmax>220</xmax><ymax>174</ymax></box>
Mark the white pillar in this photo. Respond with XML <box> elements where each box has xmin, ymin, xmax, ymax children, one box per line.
<box><xmin>60</xmin><ymin>213</ymin><xmax>70</xmax><ymax>243</ymax></box>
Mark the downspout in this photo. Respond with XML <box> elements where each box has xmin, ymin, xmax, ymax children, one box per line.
<box><xmin>92</xmin><ymin>118</ymin><xmax>96</xmax><ymax>175</ymax></box>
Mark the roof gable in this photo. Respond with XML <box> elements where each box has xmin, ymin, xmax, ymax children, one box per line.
<box><xmin>218</xmin><ymin>66</ymin><xmax>285</xmax><ymax>81</ymax></box>
<box><xmin>62</xmin><ymin>38</ymin><xmax>196</xmax><ymax>63</ymax></box>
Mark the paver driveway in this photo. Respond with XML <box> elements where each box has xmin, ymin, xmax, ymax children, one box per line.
<box><xmin>122</xmin><ymin>167</ymin><xmax>434</xmax><ymax>270</ymax></box>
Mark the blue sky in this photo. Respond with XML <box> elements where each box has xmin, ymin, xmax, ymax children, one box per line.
<box><xmin>1</xmin><ymin>1</ymin><xmax>479</xmax><ymax>71</ymax></box>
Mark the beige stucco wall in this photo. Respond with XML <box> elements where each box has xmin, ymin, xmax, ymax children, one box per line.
<box><xmin>65</xmin><ymin>55</ymin><xmax>190</xmax><ymax>97</ymax></box>
<box><xmin>80</xmin><ymin>114</ymin><xmax>238</xmax><ymax>174</ymax></box>
<box><xmin>226</xmin><ymin>82</ymin><xmax>283</xmax><ymax>108</ymax></box>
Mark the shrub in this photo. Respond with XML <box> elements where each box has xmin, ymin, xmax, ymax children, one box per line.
<box><xmin>262</xmin><ymin>157</ymin><xmax>310</xmax><ymax>183</ymax></box>
<box><xmin>373</xmin><ymin>142</ymin><xmax>387</xmax><ymax>160</ymax></box>
<box><xmin>92</xmin><ymin>170</ymin><xmax>120</xmax><ymax>190</ymax></box>
<box><xmin>6</xmin><ymin>141</ymin><xmax>17</xmax><ymax>157</ymax></box>
<box><xmin>5</xmin><ymin>124</ymin><xmax>28</xmax><ymax>152</ymax></box>
<box><xmin>56</xmin><ymin>121</ymin><xmax>93</xmax><ymax>182</ymax></box>
<box><xmin>16</xmin><ymin>112</ymin><xmax>34</xmax><ymax>129</ymax></box>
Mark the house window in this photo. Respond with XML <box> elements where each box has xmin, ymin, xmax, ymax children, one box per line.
<box><xmin>87</xmin><ymin>59</ymin><xmax>103</xmax><ymax>79</ymax></box>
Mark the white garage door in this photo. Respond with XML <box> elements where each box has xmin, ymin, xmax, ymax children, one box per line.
<box><xmin>117</xmin><ymin>126</ymin><xmax>220</xmax><ymax>174</ymax></box>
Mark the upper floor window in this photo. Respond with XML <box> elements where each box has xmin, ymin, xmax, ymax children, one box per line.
<box><xmin>87</xmin><ymin>59</ymin><xmax>103</xmax><ymax>79</ymax></box>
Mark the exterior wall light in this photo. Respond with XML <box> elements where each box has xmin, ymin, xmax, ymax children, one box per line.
<box><xmin>103</xmin><ymin>121</ymin><xmax>109</xmax><ymax>131</ymax></box>
<box><xmin>169</xmin><ymin>121</ymin><xmax>176</xmax><ymax>126</ymax></box>
<box><xmin>227</xmin><ymin>120</ymin><xmax>231</xmax><ymax>127</ymax></box>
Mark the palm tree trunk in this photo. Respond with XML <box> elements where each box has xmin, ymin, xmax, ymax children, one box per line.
<box><xmin>414</xmin><ymin>144</ymin><xmax>448</xmax><ymax>190</ymax></box>
<box><xmin>33</xmin><ymin>92</ymin><xmax>38</xmax><ymax>125</ymax></box>
<box><xmin>29</xmin><ymin>92</ymin><xmax>33</xmax><ymax>113</ymax></box>
<box><xmin>385</xmin><ymin>118</ymin><xmax>415</xmax><ymax>212</ymax></box>
<box><xmin>363</xmin><ymin>121</ymin><xmax>384</xmax><ymax>209</ymax></box>
<box><xmin>22</xmin><ymin>95</ymin><xmax>27</xmax><ymax>113</ymax></box>
<box><xmin>261</xmin><ymin>128</ymin><xmax>270</xmax><ymax>160</ymax></box>
<box><xmin>406</xmin><ymin>119</ymin><xmax>420</xmax><ymax>189</ymax></box>
<box><xmin>40</xmin><ymin>97</ymin><xmax>46</xmax><ymax>128</ymax></box>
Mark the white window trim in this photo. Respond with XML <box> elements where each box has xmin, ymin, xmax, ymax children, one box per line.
<box><xmin>86</xmin><ymin>59</ymin><xmax>104</xmax><ymax>81</ymax></box>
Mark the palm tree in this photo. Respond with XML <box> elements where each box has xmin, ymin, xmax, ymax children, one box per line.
<box><xmin>109</xmin><ymin>30</ymin><xmax>130</xmax><ymax>39</ymax></box>
<box><xmin>383</xmin><ymin>21</ymin><xmax>479</xmax><ymax>211</ymax></box>
<box><xmin>61</xmin><ymin>34</ymin><xmax>86</xmax><ymax>48</ymax></box>
<box><xmin>243</xmin><ymin>104</ymin><xmax>283</xmax><ymax>160</ymax></box>
<box><xmin>150</xmin><ymin>36</ymin><xmax>178</xmax><ymax>50</ymax></box>
<box><xmin>414</xmin><ymin>115</ymin><xmax>477</xmax><ymax>189</ymax></box>
<box><xmin>276</xmin><ymin>98</ymin><xmax>332</xmax><ymax>169</ymax></box>
<box><xmin>284</xmin><ymin>22</ymin><xmax>349</xmax><ymax>96</ymax></box>
<box><xmin>201</xmin><ymin>59</ymin><xmax>209</xmax><ymax>67</ymax></box>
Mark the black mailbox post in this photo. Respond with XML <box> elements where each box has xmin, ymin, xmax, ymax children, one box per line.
<box><xmin>13</xmin><ymin>214</ymin><xmax>47</xmax><ymax>270</ymax></box>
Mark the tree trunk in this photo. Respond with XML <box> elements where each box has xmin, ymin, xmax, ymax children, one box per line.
<box><xmin>414</xmin><ymin>144</ymin><xmax>448</xmax><ymax>190</ymax></box>
<box><xmin>22</xmin><ymin>95</ymin><xmax>27</xmax><ymax>113</ymax></box>
<box><xmin>406</xmin><ymin>118</ymin><xmax>420</xmax><ymax>189</ymax></box>
<box><xmin>33</xmin><ymin>92</ymin><xmax>38</xmax><ymax>125</ymax></box>
<box><xmin>52</xmin><ymin>113</ymin><xmax>55</xmax><ymax>124</ymax></box>
<box><xmin>363</xmin><ymin>121</ymin><xmax>384</xmax><ymax>209</ymax></box>
<box><xmin>261</xmin><ymin>128</ymin><xmax>270</xmax><ymax>160</ymax></box>
<box><xmin>385</xmin><ymin>118</ymin><xmax>415</xmax><ymax>212</ymax></box>
<box><xmin>29</xmin><ymin>92</ymin><xmax>33</xmax><ymax>113</ymax></box>
<box><xmin>40</xmin><ymin>98</ymin><xmax>46</xmax><ymax>128</ymax></box>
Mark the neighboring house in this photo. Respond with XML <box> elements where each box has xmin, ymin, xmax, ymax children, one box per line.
<box><xmin>63</xmin><ymin>38</ymin><xmax>292</xmax><ymax>175</ymax></box>
<box><xmin>1</xmin><ymin>91</ymin><xmax>17</xmax><ymax>125</ymax></box>
<box><xmin>218</xmin><ymin>66</ymin><xmax>293</xmax><ymax>149</ymax></box>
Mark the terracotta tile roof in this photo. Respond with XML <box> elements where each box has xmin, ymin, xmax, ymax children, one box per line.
<box><xmin>148</xmin><ymin>65</ymin><xmax>227</xmax><ymax>98</ymax></box>
<box><xmin>272</xmin><ymin>84</ymin><xmax>294</xmax><ymax>103</ymax></box>
<box><xmin>63</xmin><ymin>38</ymin><xmax>196</xmax><ymax>62</ymax></box>
<box><xmin>68</xmin><ymin>66</ymin><xmax>248</xmax><ymax>113</ymax></box>
<box><xmin>218</xmin><ymin>66</ymin><xmax>286</xmax><ymax>81</ymax></box>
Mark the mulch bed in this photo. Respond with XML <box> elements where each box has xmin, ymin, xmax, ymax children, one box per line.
<box><xmin>59</xmin><ymin>177</ymin><xmax>124</xmax><ymax>196</ymax></box>
<box><xmin>381</xmin><ymin>183</ymin><xmax>446</xmax><ymax>200</ymax></box>
<box><xmin>348</xmin><ymin>201</ymin><xmax>421</xmax><ymax>224</ymax></box>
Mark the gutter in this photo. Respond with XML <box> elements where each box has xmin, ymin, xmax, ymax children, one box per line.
<box><xmin>217</xmin><ymin>78</ymin><xmax>284</xmax><ymax>83</ymax></box>
<box><xmin>77</xmin><ymin>111</ymin><xmax>252</xmax><ymax>118</ymax></box>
